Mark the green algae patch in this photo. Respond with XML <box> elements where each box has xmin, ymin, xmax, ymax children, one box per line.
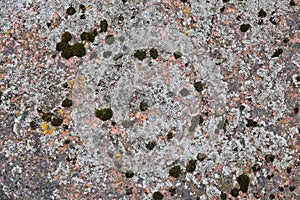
<box><xmin>42</xmin><ymin>112</ymin><xmax>53</xmax><ymax>122</ymax></box>
<box><xmin>169</xmin><ymin>165</ymin><xmax>182</xmax><ymax>178</ymax></box>
<box><xmin>237</xmin><ymin>174</ymin><xmax>250</xmax><ymax>193</ymax></box>
<box><xmin>95</xmin><ymin>108</ymin><xmax>113</xmax><ymax>121</ymax></box>
<box><xmin>80</xmin><ymin>29</ymin><xmax>98</xmax><ymax>42</ymax></box>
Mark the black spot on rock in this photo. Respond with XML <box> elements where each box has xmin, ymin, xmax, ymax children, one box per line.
<box><xmin>289</xmin><ymin>185</ymin><xmax>296</xmax><ymax>191</ymax></box>
<box><xmin>66</xmin><ymin>6</ymin><xmax>76</xmax><ymax>15</ymax></box>
<box><xmin>62</xmin><ymin>98</ymin><xmax>72</xmax><ymax>107</ymax></box>
<box><xmin>240</xmin><ymin>24</ymin><xmax>251</xmax><ymax>32</ymax></box>
<box><xmin>126</xmin><ymin>188</ymin><xmax>133</xmax><ymax>195</ymax></box>
<box><xmin>220</xmin><ymin>6</ymin><xmax>225</xmax><ymax>12</ymax></box>
<box><xmin>230</xmin><ymin>188</ymin><xmax>239</xmax><ymax>197</ymax></box>
<box><xmin>197</xmin><ymin>153</ymin><xmax>206</xmax><ymax>161</ymax></box>
<box><xmin>146</xmin><ymin>141</ymin><xmax>156</xmax><ymax>150</ymax></box>
<box><xmin>100</xmin><ymin>19</ymin><xmax>108</xmax><ymax>32</ymax></box>
<box><xmin>125</xmin><ymin>170</ymin><xmax>134</xmax><ymax>178</ymax></box>
<box><xmin>220</xmin><ymin>192</ymin><xmax>227</xmax><ymax>200</ymax></box>
<box><xmin>95</xmin><ymin>108</ymin><xmax>113</xmax><ymax>121</ymax></box>
<box><xmin>246</xmin><ymin>119</ymin><xmax>258</xmax><ymax>127</ymax></box>
<box><xmin>271</xmin><ymin>48</ymin><xmax>283</xmax><ymax>57</ymax></box>
<box><xmin>269</xmin><ymin>194</ymin><xmax>275</xmax><ymax>199</ymax></box>
<box><xmin>150</xmin><ymin>48</ymin><xmax>159</xmax><ymax>59</ymax></box>
<box><xmin>140</xmin><ymin>100</ymin><xmax>149</xmax><ymax>111</ymax></box>
<box><xmin>134</xmin><ymin>50</ymin><xmax>146</xmax><ymax>60</ymax></box>
<box><xmin>194</xmin><ymin>81</ymin><xmax>205</xmax><ymax>93</ymax></box>
<box><xmin>186</xmin><ymin>159</ymin><xmax>197</xmax><ymax>173</ymax></box>
<box><xmin>283</xmin><ymin>37</ymin><xmax>289</xmax><ymax>43</ymax></box>
<box><xmin>51</xmin><ymin>117</ymin><xmax>63</xmax><ymax>126</ymax></box>
<box><xmin>286</xmin><ymin>166</ymin><xmax>292</xmax><ymax>173</ymax></box>
<box><xmin>265</xmin><ymin>154</ymin><xmax>275</xmax><ymax>163</ymax></box>
<box><xmin>289</xmin><ymin>0</ymin><xmax>296</xmax><ymax>6</ymax></box>
<box><xmin>237</xmin><ymin>174</ymin><xmax>250</xmax><ymax>193</ymax></box>
<box><xmin>79</xmin><ymin>4</ymin><xmax>86</xmax><ymax>12</ymax></box>
<box><xmin>153</xmin><ymin>191</ymin><xmax>164</xmax><ymax>200</ymax></box>
<box><xmin>258</xmin><ymin>9</ymin><xmax>267</xmax><ymax>18</ymax></box>
<box><xmin>251</xmin><ymin>163</ymin><xmax>261</xmax><ymax>172</ymax></box>
<box><xmin>223</xmin><ymin>0</ymin><xmax>230</xmax><ymax>2</ymax></box>
<box><xmin>173</xmin><ymin>52</ymin><xmax>182</xmax><ymax>59</ymax></box>
<box><xmin>42</xmin><ymin>112</ymin><xmax>53</xmax><ymax>122</ymax></box>
<box><xmin>169</xmin><ymin>165</ymin><xmax>181</xmax><ymax>178</ymax></box>
<box><xmin>30</xmin><ymin>121</ymin><xmax>38</xmax><ymax>129</ymax></box>
<box><xmin>169</xmin><ymin>188</ymin><xmax>176</xmax><ymax>196</ymax></box>
<box><xmin>80</xmin><ymin>14</ymin><xmax>86</xmax><ymax>19</ymax></box>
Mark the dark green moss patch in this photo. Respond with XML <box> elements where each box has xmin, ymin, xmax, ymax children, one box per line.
<box><xmin>95</xmin><ymin>108</ymin><xmax>113</xmax><ymax>121</ymax></box>
<box><xmin>56</xmin><ymin>32</ymin><xmax>86</xmax><ymax>59</ymax></box>
<box><xmin>51</xmin><ymin>117</ymin><xmax>63</xmax><ymax>126</ymax></box>
<box><xmin>197</xmin><ymin>153</ymin><xmax>206</xmax><ymax>161</ymax></box>
<box><xmin>125</xmin><ymin>170</ymin><xmax>134</xmax><ymax>178</ymax></box>
<box><xmin>240</xmin><ymin>24</ymin><xmax>251</xmax><ymax>32</ymax></box>
<box><xmin>246</xmin><ymin>118</ymin><xmax>258</xmax><ymax>127</ymax></box>
<box><xmin>258</xmin><ymin>9</ymin><xmax>267</xmax><ymax>18</ymax></box>
<box><xmin>194</xmin><ymin>81</ymin><xmax>205</xmax><ymax>93</ymax></box>
<box><xmin>153</xmin><ymin>191</ymin><xmax>164</xmax><ymax>200</ymax></box>
<box><xmin>80</xmin><ymin>29</ymin><xmax>98</xmax><ymax>42</ymax></box>
<box><xmin>62</xmin><ymin>98</ymin><xmax>72</xmax><ymax>107</ymax></box>
<box><xmin>100</xmin><ymin>19</ymin><xmax>108</xmax><ymax>32</ymax></box>
<box><xmin>134</xmin><ymin>50</ymin><xmax>146</xmax><ymax>60</ymax></box>
<box><xmin>66</xmin><ymin>6</ymin><xmax>76</xmax><ymax>15</ymax></box>
<box><xmin>237</xmin><ymin>174</ymin><xmax>250</xmax><ymax>193</ymax></box>
<box><xmin>186</xmin><ymin>159</ymin><xmax>197</xmax><ymax>173</ymax></box>
<box><xmin>169</xmin><ymin>165</ymin><xmax>181</xmax><ymax>178</ymax></box>
<box><xmin>173</xmin><ymin>52</ymin><xmax>182</xmax><ymax>59</ymax></box>
<box><xmin>271</xmin><ymin>48</ymin><xmax>283</xmax><ymax>57</ymax></box>
<box><xmin>42</xmin><ymin>112</ymin><xmax>53</xmax><ymax>122</ymax></box>
<box><xmin>150</xmin><ymin>48</ymin><xmax>158</xmax><ymax>59</ymax></box>
<box><xmin>79</xmin><ymin>4</ymin><xmax>86</xmax><ymax>12</ymax></box>
<box><xmin>61</xmin><ymin>32</ymin><xmax>72</xmax><ymax>42</ymax></box>
<box><xmin>146</xmin><ymin>141</ymin><xmax>156</xmax><ymax>150</ymax></box>
<box><xmin>265</xmin><ymin>154</ymin><xmax>275</xmax><ymax>163</ymax></box>
<box><xmin>230</xmin><ymin>188</ymin><xmax>239</xmax><ymax>197</ymax></box>
<box><xmin>251</xmin><ymin>163</ymin><xmax>261</xmax><ymax>172</ymax></box>
<box><xmin>140</xmin><ymin>100</ymin><xmax>149</xmax><ymax>111</ymax></box>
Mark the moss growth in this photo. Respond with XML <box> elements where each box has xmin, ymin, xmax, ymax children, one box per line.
<box><xmin>80</xmin><ymin>29</ymin><xmax>98</xmax><ymax>42</ymax></box>
<box><xmin>186</xmin><ymin>159</ymin><xmax>197</xmax><ymax>173</ymax></box>
<box><xmin>169</xmin><ymin>165</ymin><xmax>181</xmax><ymax>178</ymax></box>
<box><xmin>153</xmin><ymin>191</ymin><xmax>164</xmax><ymax>200</ymax></box>
<box><xmin>271</xmin><ymin>48</ymin><xmax>283</xmax><ymax>57</ymax></box>
<box><xmin>51</xmin><ymin>117</ymin><xmax>63</xmax><ymax>126</ymax></box>
<box><xmin>62</xmin><ymin>98</ymin><xmax>72</xmax><ymax>107</ymax></box>
<box><xmin>194</xmin><ymin>81</ymin><xmax>205</xmax><ymax>93</ymax></box>
<box><xmin>79</xmin><ymin>4</ymin><xmax>86</xmax><ymax>12</ymax></box>
<box><xmin>140</xmin><ymin>100</ymin><xmax>149</xmax><ymax>111</ymax></box>
<box><xmin>100</xmin><ymin>19</ymin><xmax>108</xmax><ymax>32</ymax></box>
<box><xmin>125</xmin><ymin>170</ymin><xmax>134</xmax><ymax>178</ymax></box>
<box><xmin>237</xmin><ymin>174</ymin><xmax>250</xmax><ymax>193</ymax></box>
<box><xmin>66</xmin><ymin>6</ymin><xmax>76</xmax><ymax>15</ymax></box>
<box><xmin>95</xmin><ymin>108</ymin><xmax>113</xmax><ymax>121</ymax></box>
<box><xmin>240</xmin><ymin>24</ymin><xmax>251</xmax><ymax>32</ymax></box>
<box><xmin>150</xmin><ymin>48</ymin><xmax>158</xmax><ymax>59</ymax></box>
<box><xmin>230</xmin><ymin>188</ymin><xmax>239</xmax><ymax>197</ymax></box>
<box><xmin>134</xmin><ymin>50</ymin><xmax>146</xmax><ymax>60</ymax></box>
<box><xmin>173</xmin><ymin>51</ymin><xmax>182</xmax><ymax>59</ymax></box>
<box><xmin>56</xmin><ymin>32</ymin><xmax>86</xmax><ymax>59</ymax></box>
<box><xmin>42</xmin><ymin>112</ymin><xmax>53</xmax><ymax>122</ymax></box>
<box><xmin>146</xmin><ymin>141</ymin><xmax>156</xmax><ymax>150</ymax></box>
<box><xmin>61</xmin><ymin>32</ymin><xmax>72</xmax><ymax>42</ymax></box>
<box><xmin>72</xmin><ymin>43</ymin><xmax>86</xmax><ymax>57</ymax></box>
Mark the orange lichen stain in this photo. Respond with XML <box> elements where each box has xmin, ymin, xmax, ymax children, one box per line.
<box><xmin>41</xmin><ymin>122</ymin><xmax>55</xmax><ymax>135</ymax></box>
<box><xmin>87</xmin><ymin>5</ymin><xmax>92</xmax><ymax>10</ymax></box>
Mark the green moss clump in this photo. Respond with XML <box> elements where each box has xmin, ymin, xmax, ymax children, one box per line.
<box><xmin>153</xmin><ymin>191</ymin><xmax>164</xmax><ymax>200</ymax></box>
<box><xmin>66</xmin><ymin>6</ymin><xmax>76</xmax><ymax>15</ymax></box>
<box><xmin>240</xmin><ymin>24</ymin><xmax>251</xmax><ymax>32</ymax></box>
<box><xmin>100</xmin><ymin>19</ymin><xmax>108</xmax><ymax>32</ymax></box>
<box><xmin>95</xmin><ymin>108</ymin><xmax>113</xmax><ymax>121</ymax></box>
<box><xmin>194</xmin><ymin>81</ymin><xmax>205</xmax><ymax>93</ymax></box>
<box><xmin>72</xmin><ymin>43</ymin><xmax>86</xmax><ymax>57</ymax></box>
<box><xmin>56</xmin><ymin>32</ymin><xmax>86</xmax><ymax>59</ymax></box>
<box><xmin>237</xmin><ymin>174</ymin><xmax>250</xmax><ymax>193</ymax></box>
<box><xmin>51</xmin><ymin>117</ymin><xmax>63</xmax><ymax>126</ymax></box>
<box><xmin>62</xmin><ymin>98</ymin><xmax>73</xmax><ymax>107</ymax></box>
<box><xmin>169</xmin><ymin>165</ymin><xmax>181</xmax><ymax>178</ymax></box>
<box><xmin>150</xmin><ymin>48</ymin><xmax>158</xmax><ymax>59</ymax></box>
<box><xmin>134</xmin><ymin>50</ymin><xmax>146</xmax><ymax>60</ymax></box>
<box><xmin>230</xmin><ymin>188</ymin><xmax>239</xmax><ymax>197</ymax></box>
<box><xmin>125</xmin><ymin>170</ymin><xmax>134</xmax><ymax>178</ymax></box>
<box><xmin>186</xmin><ymin>159</ymin><xmax>197</xmax><ymax>173</ymax></box>
<box><xmin>42</xmin><ymin>112</ymin><xmax>53</xmax><ymax>122</ymax></box>
<box><xmin>173</xmin><ymin>52</ymin><xmax>182</xmax><ymax>59</ymax></box>
<box><xmin>80</xmin><ymin>29</ymin><xmax>98</xmax><ymax>42</ymax></box>
<box><xmin>146</xmin><ymin>141</ymin><xmax>156</xmax><ymax>150</ymax></box>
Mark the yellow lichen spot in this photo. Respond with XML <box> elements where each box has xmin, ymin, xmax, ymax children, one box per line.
<box><xmin>87</xmin><ymin>5</ymin><xmax>92</xmax><ymax>10</ymax></box>
<box><xmin>41</xmin><ymin>122</ymin><xmax>55</xmax><ymax>135</ymax></box>
<box><xmin>114</xmin><ymin>153</ymin><xmax>122</xmax><ymax>160</ymax></box>
<box><xmin>183</xmin><ymin>7</ymin><xmax>189</xmax><ymax>14</ymax></box>
<box><xmin>69</xmin><ymin>79</ymin><xmax>74</xmax><ymax>89</ymax></box>
<box><xmin>58</xmin><ymin>109</ymin><xmax>64</xmax><ymax>115</ymax></box>
<box><xmin>15</xmin><ymin>110</ymin><xmax>19</xmax><ymax>116</ymax></box>
<box><xmin>184</xmin><ymin>30</ymin><xmax>189</xmax><ymax>35</ymax></box>
<box><xmin>80</xmin><ymin>75</ymin><xmax>85</xmax><ymax>86</ymax></box>
<box><xmin>5</xmin><ymin>30</ymin><xmax>10</xmax><ymax>35</ymax></box>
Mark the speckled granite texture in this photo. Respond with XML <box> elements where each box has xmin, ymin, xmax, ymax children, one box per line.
<box><xmin>0</xmin><ymin>0</ymin><xmax>299</xmax><ymax>199</ymax></box>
